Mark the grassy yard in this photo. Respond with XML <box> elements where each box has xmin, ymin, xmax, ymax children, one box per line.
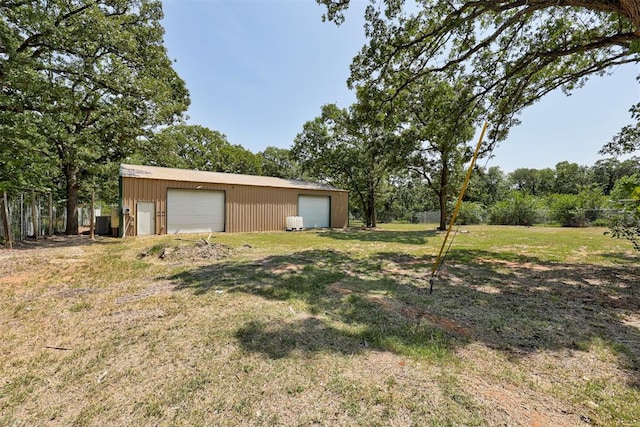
<box><xmin>0</xmin><ymin>224</ymin><xmax>638</xmax><ymax>426</ymax></box>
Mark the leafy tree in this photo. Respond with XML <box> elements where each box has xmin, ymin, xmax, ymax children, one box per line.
<box><xmin>553</xmin><ymin>161</ymin><xmax>590</xmax><ymax>195</ymax></box>
<box><xmin>590</xmin><ymin>157</ymin><xmax>640</xmax><ymax>195</ymax></box>
<box><xmin>1</xmin><ymin>0</ymin><xmax>189</xmax><ymax>234</ymax></box>
<box><xmin>548</xmin><ymin>187</ymin><xmax>606</xmax><ymax>227</ymax></box>
<box><xmin>318</xmin><ymin>0</ymin><xmax>640</xmax><ymax>146</ymax></box>
<box><xmin>259</xmin><ymin>146</ymin><xmax>304</xmax><ymax>179</ymax></box>
<box><xmin>141</xmin><ymin>125</ymin><xmax>262</xmax><ymax>175</ymax></box>
<box><xmin>379</xmin><ymin>174</ymin><xmax>437</xmax><ymax>223</ymax></box>
<box><xmin>0</xmin><ymin>111</ymin><xmax>54</xmax><ymax>193</ymax></box>
<box><xmin>403</xmin><ymin>77</ymin><xmax>482</xmax><ymax>230</ymax></box>
<box><xmin>292</xmin><ymin>101</ymin><xmax>401</xmax><ymax>228</ymax></box>
<box><xmin>457</xmin><ymin>201</ymin><xmax>486</xmax><ymax>225</ymax></box>
<box><xmin>509</xmin><ymin>167</ymin><xmax>555</xmax><ymax>196</ymax></box>
<box><xmin>602</xmin><ymin>105</ymin><xmax>640</xmax><ymax>155</ymax></box>
<box><xmin>466</xmin><ymin>166</ymin><xmax>509</xmax><ymax>206</ymax></box>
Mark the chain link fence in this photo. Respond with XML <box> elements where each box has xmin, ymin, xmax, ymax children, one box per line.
<box><xmin>0</xmin><ymin>191</ymin><xmax>106</xmax><ymax>242</ymax></box>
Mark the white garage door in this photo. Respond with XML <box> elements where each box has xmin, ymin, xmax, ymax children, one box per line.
<box><xmin>167</xmin><ymin>189</ymin><xmax>225</xmax><ymax>234</ymax></box>
<box><xmin>298</xmin><ymin>195</ymin><xmax>330</xmax><ymax>228</ymax></box>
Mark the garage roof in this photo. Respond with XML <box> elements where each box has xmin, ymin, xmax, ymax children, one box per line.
<box><xmin>120</xmin><ymin>164</ymin><xmax>346</xmax><ymax>192</ymax></box>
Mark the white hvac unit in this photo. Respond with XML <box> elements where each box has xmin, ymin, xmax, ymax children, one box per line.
<box><xmin>286</xmin><ymin>216</ymin><xmax>304</xmax><ymax>231</ymax></box>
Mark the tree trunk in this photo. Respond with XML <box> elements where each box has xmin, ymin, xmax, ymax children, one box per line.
<box><xmin>438</xmin><ymin>190</ymin><xmax>447</xmax><ymax>231</ymax></box>
<box><xmin>438</xmin><ymin>161</ymin><xmax>449</xmax><ymax>231</ymax></box>
<box><xmin>367</xmin><ymin>184</ymin><xmax>377</xmax><ymax>228</ymax></box>
<box><xmin>65</xmin><ymin>166</ymin><xmax>80</xmax><ymax>235</ymax></box>
<box><xmin>621</xmin><ymin>0</ymin><xmax>640</xmax><ymax>28</ymax></box>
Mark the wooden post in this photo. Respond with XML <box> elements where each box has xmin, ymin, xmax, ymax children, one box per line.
<box><xmin>90</xmin><ymin>192</ymin><xmax>95</xmax><ymax>240</ymax></box>
<box><xmin>30</xmin><ymin>189</ymin><xmax>38</xmax><ymax>239</ymax></box>
<box><xmin>48</xmin><ymin>192</ymin><xmax>53</xmax><ymax>236</ymax></box>
<box><xmin>1</xmin><ymin>191</ymin><xmax>12</xmax><ymax>249</ymax></box>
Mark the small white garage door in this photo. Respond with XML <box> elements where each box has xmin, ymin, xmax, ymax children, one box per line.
<box><xmin>298</xmin><ymin>195</ymin><xmax>330</xmax><ymax>228</ymax></box>
<box><xmin>167</xmin><ymin>189</ymin><xmax>225</xmax><ymax>234</ymax></box>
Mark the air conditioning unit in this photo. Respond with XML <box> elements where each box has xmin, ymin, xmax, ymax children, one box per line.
<box><xmin>286</xmin><ymin>216</ymin><xmax>303</xmax><ymax>231</ymax></box>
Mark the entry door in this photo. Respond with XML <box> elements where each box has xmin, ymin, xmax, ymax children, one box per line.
<box><xmin>137</xmin><ymin>202</ymin><xmax>155</xmax><ymax>235</ymax></box>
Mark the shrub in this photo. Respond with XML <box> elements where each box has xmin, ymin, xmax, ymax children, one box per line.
<box><xmin>608</xmin><ymin>175</ymin><xmax>640</xmax><ymax>251</ymax></box>
<box><xmin>457</xmin><ymin>202</ymin><xmax>485</xmax><ymax>225</ymax></box>
<box><xmin>548</xmin><ymin>188</ymin><xmax>607</xmax><ymax>227</ymax></box>
<box><xmin>549</xmin><ymin>194</ymin><xmax>586</xmax><ymax>227</ymax></box>
<box><xmin>488</xmin><ymin>192</ymin><xmax>540</xmax><ymax>226</ymax></box>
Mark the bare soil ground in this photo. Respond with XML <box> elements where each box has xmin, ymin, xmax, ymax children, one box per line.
<box><xmin>1</xmin><ymin>231</ymin><xmax>638</xmax><ymax>426</ymax></box>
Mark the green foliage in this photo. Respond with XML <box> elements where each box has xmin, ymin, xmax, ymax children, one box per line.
<box><xmin>144</xmin><ymin>125</ymin><xmax>261</xmax><ymax>175</ymax></box>
<box><xmin>466</xmin><ymin>166</ymin><xmax>509</xmax><ymax>206</ymax></box>
<box><xmin>553</xmin><ymin>162</ymin><xmax>590</xmax><ymax>195</ymax></box>
<box><xmin>258</xmin><ymin>147</ymin><xmax>304</xmax><ymax>179</ymax></box>
<box><xmin>590</xmin><ymin>157</ymin><xmax>640</xmax><ymax>195</ymax></box>
<box><xmin>608</xmin><ymin>175</ymin><xmax>640</xmax><ymax>251</ymax></box>
<box><xmin>508</xmin><ymin>168</ymin><xmax>555</xmax><ymax>196</ymax></box>
<box><xmin>548</xmin><ymin>194</ymin><xmax>584</xmax><ymax>227</ymax></box>
<box><xmin>456</xmin><ymin>202</ymin><xmax>485</xmax><ymax>225</ymax></box>
<box><xmin>547</xmin><ymin>188</ymin><xmax>607</xmax><ymax>227</ymax></box>
<box><xmin>488</xmin><ymin>192</ymin><xmax>540</xmax><ymax>226</ymax></box>
<box><xmin>402</xmin><ymin>77</ymin><xmax>483</xmax><ymax>230</ymax></box>
<box><xmin>319</xmin><ymin>1</ymin><xmax>639</xmax><ymax>146</ymax></box>
<box><xmin>1</xmin><ymin>1</ymin><xmax>190</xmax><ymax>233</ymax></box>
<box><xmin>292</xmin><ymin>98</ymin><xmax>404</xmax><ymax>228</ymax></box>
<box><xmin>378</xmin><ymin>175</ymin><xmax>436</xmax><ymax>223</ymax></box>
<box><xmin>602</xmin><ymin>104</ymin><xmax>640</xmax><ymax>155</ymax></box>
<box><xmin>610</xmin><ymin>175</ymin><xmax>640</xmax><ymax>203</ymax></box>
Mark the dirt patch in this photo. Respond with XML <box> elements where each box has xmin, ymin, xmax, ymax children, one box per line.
<box><xmin>0</xmin><ymin>236</ymin><xmax>98</xmax><ymax>286</ymax></box>
<box><xmin>114</xmin><ymin>281</ymin><xmax>177</xmax><ymax>304</ymax></box>
<box><xmin>139</xmin><ymin>241</ymin><xmax>234</xmax><ymax>263</ymax></box>
<box><xmin>328</xmin><ymin>282</ymin><xmax>353</xmax><ymax>295</ymax></box>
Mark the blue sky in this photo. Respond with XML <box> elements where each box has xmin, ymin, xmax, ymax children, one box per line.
<box><xmin>160</xmin><ymin>0</ymin><xmax>639</xmax><ymax>173</ymax></box>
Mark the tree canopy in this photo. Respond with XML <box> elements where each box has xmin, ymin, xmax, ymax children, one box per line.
<box><xmin>142</xmin><ymin>125</ymin><xmax>262</xmax><ymax>175</ymax></box>
<box><xmin>1</xmin><ymin>0</ymin><xmax>189</xmax><ymax>233</ymax></box>
<box><xmin>317</xmin><ymin>0</ymin><xmax>640</xmax><ymax>146</ymax></box>
<box><xmin>402</xmin><ymin>77</ymin><xmax>481</xmax><ymax>229</ymax></box>
<box><xmin>292</xmin><ymin>101</ymin><xmax>403</xmax><ymax>228</ymax></box>
<box><xmin>258</xmin><ymin>146</ymin><xmax>304</xmax><ymax>180</ymax></box>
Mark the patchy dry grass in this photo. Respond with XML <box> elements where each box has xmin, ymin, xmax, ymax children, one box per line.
<box><xmin>0</xmin><ymin>225</ymin><xmax>638</xmax><ymax>426</ymax></box>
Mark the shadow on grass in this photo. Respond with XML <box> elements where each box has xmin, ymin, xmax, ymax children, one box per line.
<box><xmin>167</xmin><ymin>246</ymin><xmax>640</xmax><ymax>386</ymax></box>
<box><xmin>600</xmin><ymin>251</ymin><xmax>639</xmax><ymax>265</ymax></box>
<box><xmin>319</xmin><ymin>228</ymin><xmax>437</xmax><ymax>245</ymax></box>
<box><xmin>3</xmin><ymin>235</ymin><xmax>119</xmax><ymax>251</ymax></box>
<box><xmin>236</xmin><ymin>317</ymin><xmax>363</xmax><ymax>359</ymax></box>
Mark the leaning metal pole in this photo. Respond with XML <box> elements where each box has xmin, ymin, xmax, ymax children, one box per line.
<box><xmin>429</xmin><ymin>121</ymin><xmax>489</xmax><ymax>293</ymax></box>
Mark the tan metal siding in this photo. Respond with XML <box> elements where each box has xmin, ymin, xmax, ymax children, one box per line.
<box><xmin>331</xmin><ymin>191</ymin><xmax>349</xmax><ymax>228</ymax></box>
<box><xmin>122</xmin><ymin>177</ymin><xmax>348</xmax><ymax>236</ymax></box>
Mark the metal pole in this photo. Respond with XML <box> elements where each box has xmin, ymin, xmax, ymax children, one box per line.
<box><xmin>430</xmin><ymin>122</ymin><xmax>489</xmax><ymax>292</ymax></box>
<box><xmin>90</xmin><ymin>192</ymin><xmax>95</xmax><ymax>240</ymax></box>
<box><xmin>20</xmin><ymin>192</ymin><xmax>24</xmax><ymax>240</ymax></box>
<box><xmin>31</xmin><ymin>189</ymin><xmax>38</xmax><ymax>238</ymax></box>
<box><xmin>48</xmin><ymin>192</ymin><xmax>53</xmax><ymax>236</ymax></box>
<box><xmin>1</xmin><ymin>191</ymin><xmax>12</xmax><ymax>249</ymax></box>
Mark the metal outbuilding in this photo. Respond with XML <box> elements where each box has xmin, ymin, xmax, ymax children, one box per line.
<box><xmin>119</xmin><ymin>164</ymin><xmax>348</xmax><ymax>236</ymax></box>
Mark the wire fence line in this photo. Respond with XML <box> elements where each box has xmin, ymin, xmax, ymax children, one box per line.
<box><xmin>0</xmin><ymin>190</ymin><xmax>104</xmax><ymax>242</ymax></box>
